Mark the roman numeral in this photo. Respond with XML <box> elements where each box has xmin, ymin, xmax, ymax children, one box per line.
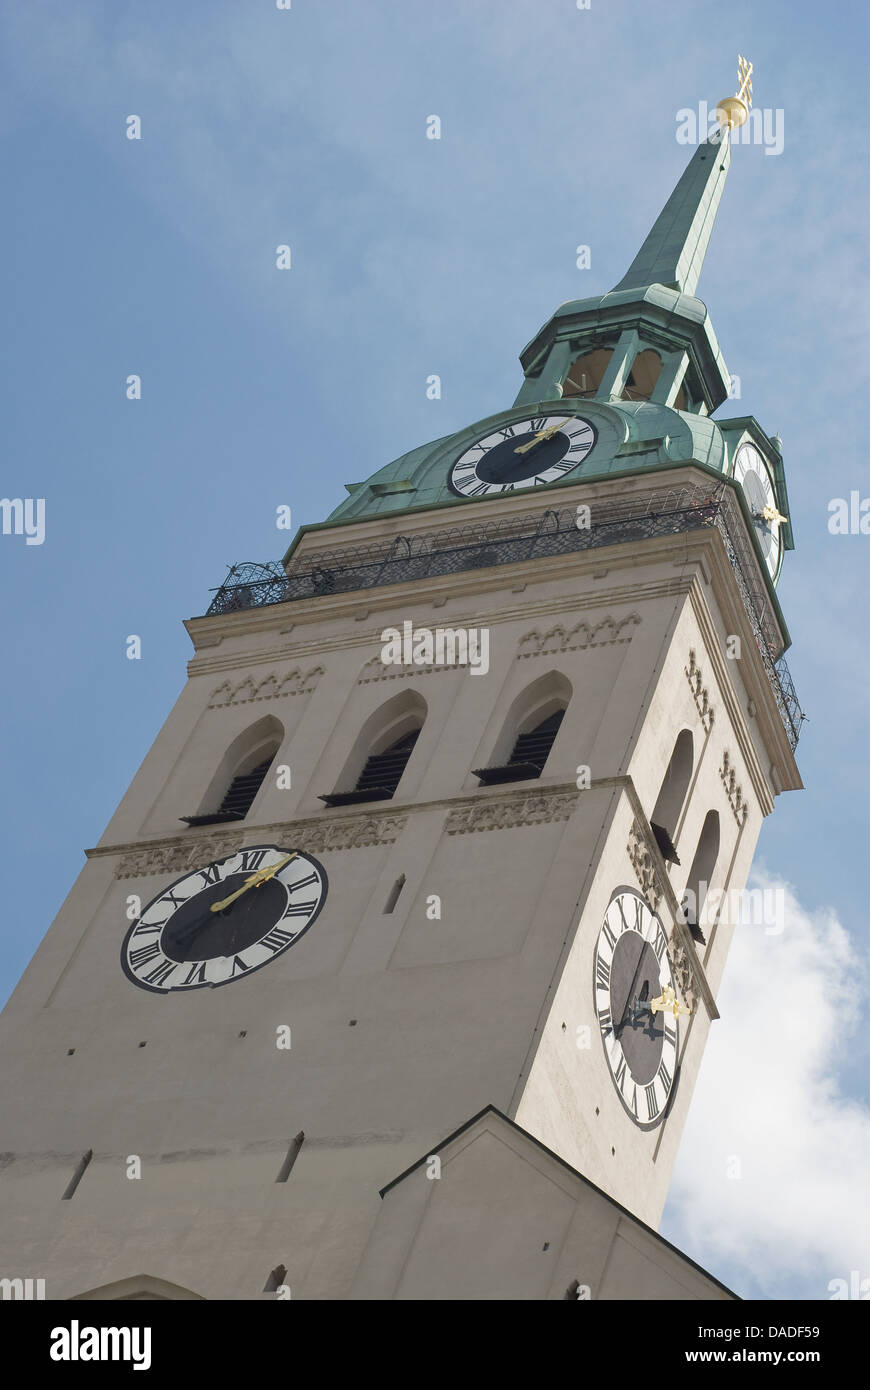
<box><xmin>239</xmin><ymin>849</ymin><xmax>268</xmax><ymax>872</ymax></box>
<box><xmin>131</xmin><ymin>919</ymin><xmax>165</xmax><ymax>937</ymax></box>
<box><xmin>664</xmin><ymin>1022</ymin><xmax>677</xmax><ymax>1049</ymax></box>
<box><xmin>289</xmin><ymin>872</ymin><xmax>318</xmax><ymax>892</ymax></box>
<box><xmin>469</xmin><ymin>483</ymin><xmax>489</xmax><ymax>497</ymax></box>
<box><xmin>129</xmin><ymin>941</ymin><xmax>161</xmax><ymax>969</ymax></box>
<box><xmin>595</xmin><ymin>957</ymin><xmax>611</xmax><ymax>990</ymax></box>
<box><xmin>614</xmin><ymin>1055</ymin><xmax>627</xmax><ymax>1091</ymax></box>
<box><xmin>453</xmin><ymin>461</ymin><xmax>477</xmax><ymax>475</ymax></box>
<box><xmin>657</xmin><ymin>1060</ymin><xmax>673</xmax><ymax>1094</ymax></box>
<box><xmin>161</xmin><ymin>890</ymin><xmax>189</xmax><ymax>911</ymax></box>
<box><xmin>143</xmin><ymin>958</ymin><xmax>176</xmax><ymax>987</ymax></box>
<box><xmin>230</xmin><ymin>955</ymin><xmax>250</xmax><ymax>977</ymax></box>
<box><xmin>282</xmin><ymin>900</ymin><xmax>317</xmax><ymax>920</ymax></box>
<box><xmin>528</xmin><ymin>417</ymin><xmax>547</xmax><ymax>431</ymax></box>
<box><xmin>260</xmin><ymin>927</ymin><xmax>295</xmax><ymax>954</ymax></box>
<box><xmin>645</xmin><ymin>1083</ymin><xmax>661</xmax><ymax>1121</ymax></box>
<box><xmin>631</xmin><ymin>1085</ymin><xmax>639</xmax><ymax>1118</ymax></box>
<box><xmin>549</xmin><ymin>461</ymin><xmax>575</xmax><ymax>472</ymax></box>
<box><xmin>653</xmin><ymin>925</ymin><xmax>668</xmax><ymax>962</ymax></box>
<box><xmin>498</xmin><ymin>426</ymin><xmax>516</xmax><ymax>439</ymax></box>
<box><xmin>597</xmin><ymin>1007</ymin><xmax>612</xmax><ymax>1033</ymax></box>
<box><xmin>566</xmin><ymin>425</ymin><xmax>592</xmax><ymax>439</ymax></box>
<box><xmin>182</xmin><ymin>962</ymin><xmax>208</xmax><ymax>986</ymax></box>
<box><xmin>198</xmin><ymin>864</ymin><xmax>222</xmax><ymax>887</ymax></box>
<box><xmin>602</xmin><ymin>920</ymin><xmax>617</xmax><ymax>951</ymax></box>
<box><xmin>617</xmin><ymin>897</ymin><xmax>631</xmax><ymax>933</ymax></box>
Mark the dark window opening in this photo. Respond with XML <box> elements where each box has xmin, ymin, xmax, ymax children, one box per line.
<box><xmin>321</xmin><ymin>731</ymin><xmax>419</xmax><ymax>807</ymax></box>
<box><xmin>474</xmin><ymin>710</ymin><xmax>564</xmax><ymax>785</ymax></box>
<box><xmin>181</xmin><ymin>756</ymin><xmax>274</xmax><ymax>827</ymax></box>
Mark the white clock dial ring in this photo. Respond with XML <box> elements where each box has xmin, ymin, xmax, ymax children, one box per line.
<box><xmin>448</xmin><ymin>413</ymin><xmax>597</xmax><ymax>498</ymax></box>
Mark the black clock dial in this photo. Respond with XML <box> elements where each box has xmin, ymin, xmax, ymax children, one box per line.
<box><xmin>449</xmin><ymin>414</ymin><xmax>597</xmax><ymax>498</ymax></box>
<box><xmin>121</xmin><ymin>845</ymin><xmax>327</xmax><ymax>994</ymax></box>
<box><xmin>594</xmin><ymin>889</ymin><xmax>680</xmax><ymax>1129</ymax></box>
<box><xmin>162</xmin><ymin>875</ymin><xmax>288</xmax><ymax>962</ymax></box>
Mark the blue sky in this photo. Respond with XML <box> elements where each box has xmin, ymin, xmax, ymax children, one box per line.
<box><xmin>1</xmin><ymin>0</ymin><xmax>868</xmax><ymax>1300</ymax></box>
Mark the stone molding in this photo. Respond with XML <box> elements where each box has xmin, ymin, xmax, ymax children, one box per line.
<box><xmin>685</xmin><ymin>648</ymin><xmax>714</xmax><ymax>732</ymax></box>
<box><xmin>518</xmin><ymin>613</ymin><xmax>641</xmax><ymax>659</ymax></box>
<box><xmin>111</xmin><ymin>811</ymin><xmax>407</xmax><ymax>879</ymax></box>
<box><xmin>445</xmin><ymin>789</ymin><xmax>577</xmax><ymax>836</ymax></box>
<box><xmin>208</xmin><ymin>666</ymin><xmax>323</xmax><ymax>709</ymax></box>
<box><xmin>720</xmin><ymin>750</ymin><xmax>750</xmax><ymax>826</ymax></box>
<box><xmin>626</xmin><ymin>818</ymin><xmax>664</xmax><ymax>911</ymax></box>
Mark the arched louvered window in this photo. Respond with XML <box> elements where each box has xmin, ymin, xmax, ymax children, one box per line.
<box><xmin>475</xmin><ymin>710</ymin><xmax>564</xmax><ymax>785</ymax></box>
<box><xmin>321</xmin><ymin>730</ymin><xmax>419</xmax><ymax>806</ymax></box>
<box><xmin>649</xmin><ymin>730</ymin><xmax>693</xmax><ymax>864</ymax></box>
<box><xmin>182</xmin><ymin>747</ymin><xmax>278</xmax><ymax>827</ymax></box>
<box><xmin>680</xmin><ymin>810</ymin><xmax>720</xmax><ymax>946</ymax></box>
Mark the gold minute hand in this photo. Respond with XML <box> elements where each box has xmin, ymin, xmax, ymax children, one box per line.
<box><xmin>209</xmin><ymin>853</ymin><xmax>297</xmax><ymax>913</ymax></box>
<box><xmin>513</xmin><ymin>421</ymin><xmax>567</xmax><ymax>455</ymax></box>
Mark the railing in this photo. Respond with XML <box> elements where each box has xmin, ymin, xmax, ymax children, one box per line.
<box><xmin>204</xmin><ymin>484</ymin><xmax>804</xmax><ymax>749</ymax></box>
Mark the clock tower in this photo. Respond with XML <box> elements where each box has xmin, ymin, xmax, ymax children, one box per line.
<box><xmin>0</xmin><ymin>92</ymin><xmax>802</xmax><ymax>1302</ymax></box>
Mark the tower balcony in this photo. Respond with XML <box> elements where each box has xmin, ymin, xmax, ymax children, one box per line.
<box><xmin>202</xmin><ymin>480</ymin><xmax>804</xmax><ymax>751</ymax></box>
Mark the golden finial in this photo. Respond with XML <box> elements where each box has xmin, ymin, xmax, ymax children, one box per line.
<box><xmin>716</xmin><ymin>54</ymin><xmax>753</xmax><ymax>129</ymax></box>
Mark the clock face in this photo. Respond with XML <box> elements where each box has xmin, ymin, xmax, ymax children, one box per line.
<box><xmin>732</xmin><ymin>442</ymin><xmax>782</xmax><ymax>580</ymax></box>
<box><xmin>448</xmin><ymin>413</ymin><xmax>597</xmax><ymax>498</ymax></box>
<box><xmin>121</xmin><ymin>845</ymin><xmax>327</xmax><ymax>994</ymax></box>
<box><xmin>594</xmin><ymin>889</ymin><xmax>680</xmax><ymax>1129</ymax></box>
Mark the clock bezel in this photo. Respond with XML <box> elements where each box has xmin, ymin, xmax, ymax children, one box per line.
<box><xmin>593</xmin><ymin>884</ymin><xmax>681</xmax><ymax>1131</ymax></box>
<box><xmin>120</xmin><ymin>843</ymin><xmax>329</xmax><ymax>995</ymax></box>
<box><xmin>447</xmin><ymin>412</ymin><xmax>599</xmax><ymax>499</ymax></box>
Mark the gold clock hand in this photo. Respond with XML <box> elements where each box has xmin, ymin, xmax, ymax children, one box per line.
<box><xmin>759</xmin><ymin>503</ymin><xmax>787</xmax><ymax>525</ymax></box>
<box><xmin>513</xmin><ymin>421</ymin><xmax>567</xmax><ymax>455</ymax></box>
<box><xmin>650</xmin><ymin>984</ymin><xmax>691</xmax><ymax>1018</ymax></box>
<box><xmin>209</xmin><ymin>853</ymin><xmax>297</xmax><ymax>913</ymax></box>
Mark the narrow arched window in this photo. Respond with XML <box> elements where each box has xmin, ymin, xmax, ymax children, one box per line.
<box><xmin>181</xmin><ymin>716</ymin><xmax>282</xmax><ymax>827</ymax></box>
<box><xmin>650</xmin><ymin>729</ymin><xmax>693</xmax><ymax>863</ymax></box>
<box><xmin>475</xmin><ymin>709</ymin><xmax>565</xmax><ymax>785</ymax></box>
<box><xmin>321</xmin><ymin>694</ymin><xmax>424</xmax><ymax>807</ymax></box>
<box><xmin>680</xmin><ymin>810</ymin><xmax>720</xmax><ymax>945</ymax></box>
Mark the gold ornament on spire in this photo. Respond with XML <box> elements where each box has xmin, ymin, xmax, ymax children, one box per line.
<box><xmin>716</xmin><ymin>54</ymin><xmax>753</xmax><ymax>130</ymax></box>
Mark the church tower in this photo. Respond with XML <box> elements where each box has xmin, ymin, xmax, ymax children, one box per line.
<box><xmin>0</xmin><ymin>84</ymin><xmax>802</xmax><ymax>1301</ymax></box>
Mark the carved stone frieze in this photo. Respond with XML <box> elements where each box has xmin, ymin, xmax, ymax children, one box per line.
<box><xmin>114</xmin><ymin>811</ymin><xmax>407</xmax><ymax>878</ymax></box>
<box><xmin>669</xmin><ymin>939</ymin><xmax>699</xmax><ymax>1013</ymax></box>
<box><xmin>208</xmin><ymin>666</ymin><xmax>324</xmax><ymax>708</ymax></box>
<box><xmin>517</xmin><ymin>613</ymin><xmax>641</xmax><ymax>659</ymax></box>
<box><xmin>357</xmin><ymin>656</ymin><xmax>454</xmax><ymax>683</ymax></box>
<box><xmin>720</xmin><ymin>750</ymin><xmax>750</xmax><ymax>826</ymax></box>
<box><xmin>445</xmin><ymin>790</ymin><xmax>577</xmax><ymax>835</ymax></box>
<box><xmin>626</xmin><ymin>818</ymin><xmax>663</xmax><ymax>910</ymax></box>
<box><xmin>685</xmin><ymin>649</ymin><xmax>714</xmax><ymax>732</ymax></box>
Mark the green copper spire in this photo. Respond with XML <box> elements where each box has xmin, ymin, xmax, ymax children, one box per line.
<box><xmin>611</xmin><ymin>131</ymin><xmax>731</xmax><ymax>297</ymax></box>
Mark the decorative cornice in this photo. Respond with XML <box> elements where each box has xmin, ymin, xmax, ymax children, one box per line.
<box><xmin>626</xmin><ymin>817</ymin><xmax>664</xmax><ymax>911</ymax></box>
<box><xmin>518</xmin><ymin>613</ymin><xmax>641</xmax><ymax>659</ymax></box>
<box><xmin>720</xmin><ymin>750</ymin><xmax>750</xmax><ymax>826</ymax></box>
<box><xmin>445</xmin><ymin>789</ymin><xmax>578</xmax><ymax>835</ymax></box>
<box><xmin>105</xmin><ymin>810</ymin><xmax>408</xmax><ymax>879</ymax></box>
<box><xmin>91</xmin><ymin>784</ymin><xmax>584</xmax><ymax>878</ymax></box>
<box><xmin>208</xmin><ymin>665</ymin><xmax>323</xmax><ymax>708</ymax></box>
<box><xmin>357</xmin><ymin>656</ymin><xmax>462</xmax><ymax>684</ymax></box>
<box><xmin>685</xmin><ymin>648</ymin><xmax>715</xmax><ymax>732</ymax></box>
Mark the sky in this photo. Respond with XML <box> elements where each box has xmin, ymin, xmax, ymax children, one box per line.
<box><xmin>1</xmin><ymin>0</ymin><xmax>868</xmax><ymax>1301</ymax></box>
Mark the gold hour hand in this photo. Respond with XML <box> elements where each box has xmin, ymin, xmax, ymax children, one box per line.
<box><xmin>209</xmin><ymin>853</ymin><xmax>297</xmax><ymax>913</ymax></box>
<box><xmin>513</xmin><ymin>421</ymin><xmax>565</xmax><ymax>455</ymax></box>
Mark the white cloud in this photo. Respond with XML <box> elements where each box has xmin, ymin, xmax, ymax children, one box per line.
<box><xmin>663</xmin><ymin>870</ymin><xmax>870</xmax><ymax>1299</ymax></box>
